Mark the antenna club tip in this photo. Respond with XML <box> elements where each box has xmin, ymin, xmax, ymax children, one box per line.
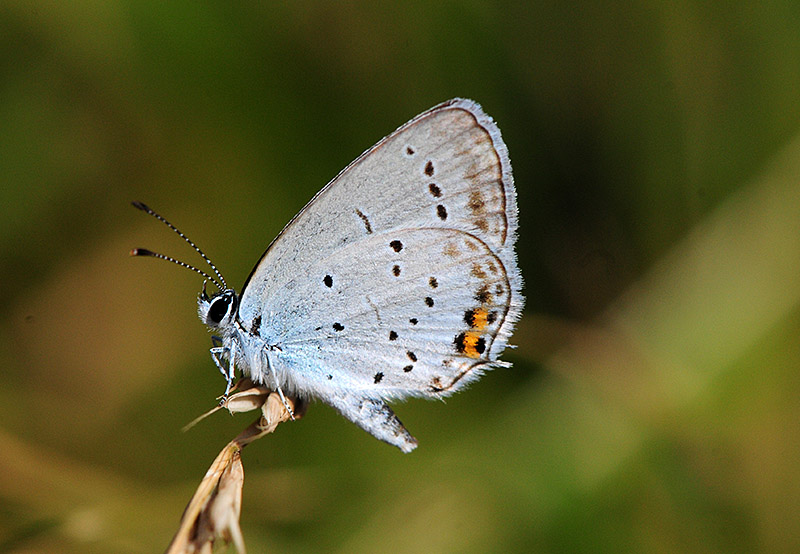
<box><xmin>131</xmin><ymin>248</ymin><xmax>153</xmax><ymax>257</ymax></box>
<box><xmin>131</xmin><ymin>201</ymin><xmax>150</xmax><ymax>212</ymax></box>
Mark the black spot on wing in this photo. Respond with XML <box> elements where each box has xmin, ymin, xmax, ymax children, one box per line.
<box><xmin>323</xmin><ymin>275</ymin><xmax>333</xmax><ymax>288</ymax></box>
<box><xmin>374</xmin><ymin>372</ymin><xmax>384</xmax><ymax>384</ymax></box>
<box><xmin>454</xmin><ymin>332</ymin><xmax>467</xmax><ymax>353</ymax></box>
<box><xmin>464</xmin><ymin>309</ymin><xmax>476</xmax><ymax>327</ymax></box>
<box><xmin>355</xmin><ymin>208</ymin><xmax>373</xmax><ymax>234</ymax></box>
<box><xmin>475</xmin><ymin>284</ymin><xmax>491</xmax><ymax>304</ymax></box>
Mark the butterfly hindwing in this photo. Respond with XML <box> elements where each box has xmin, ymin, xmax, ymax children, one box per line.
<box><xmin>257</xmin><ymin>227</ymin><xmax>513</xmax><ymax>399</ymax></box>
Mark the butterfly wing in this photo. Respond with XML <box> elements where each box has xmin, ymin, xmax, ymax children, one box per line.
<box><xmin>261</xmin><ymin>227</ymin><xmax>517</xmax><ymax>396</ymax></box>
<box><xmin>237</xmin><ymin>98</ymin><xmax>523</xmax><ymax>449</ymax></box>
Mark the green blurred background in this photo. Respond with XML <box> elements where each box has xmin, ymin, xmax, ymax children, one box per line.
<box><xmin>2</xmin><ymin>1</ymin><xmax>800</xmax><ymax>552</ymax></box>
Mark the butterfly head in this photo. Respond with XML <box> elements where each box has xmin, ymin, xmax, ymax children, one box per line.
<box><xmin>198</xmin><ymin>285</ymin><xmax>238</xmax><ymax>329</ymax></box>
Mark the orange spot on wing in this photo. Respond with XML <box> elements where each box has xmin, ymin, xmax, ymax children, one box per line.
<box><xmin>443</xmin><ymin>243</ymin><xmax>459</xmax><ymax>258</ymax></box>
<box><xmin>462</xmin><ymin>330</ymin><xmax>485</xmax><ymax>358</ymax></box>
<box><xmin>471</xmin><ymin>308</ymin><xmax>489</xmax><ymax>331</ymax></box>
<box><xmin>471</xmin><ymin>262</ymin><xmax>487</xmax><ymax>279</ymax></box>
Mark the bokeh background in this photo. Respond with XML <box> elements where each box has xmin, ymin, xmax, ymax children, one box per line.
<box><xmin>2</xmin><ymin>2</ymin><xmax>800</xmax><ymax>552</ymax></box>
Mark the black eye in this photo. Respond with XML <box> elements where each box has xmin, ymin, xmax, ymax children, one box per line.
<box><xmin>208</xmin><ymin>296</ymin><xmax>230</xmax><ymax>324</ymax></box>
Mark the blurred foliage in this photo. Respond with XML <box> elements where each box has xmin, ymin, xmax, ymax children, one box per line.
<box><xmin>2</xmin><ymin>1</ymin><xmax>800</xmax><ymax>552</ymax></box>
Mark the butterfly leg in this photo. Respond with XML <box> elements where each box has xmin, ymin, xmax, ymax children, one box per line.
<box><xmin>326</xmin><ymin>392</ymin><xmax>418</xmax><ymax>453</ymax></box>
<box><xmin>263</xmin><ymin>349</ymin><xmax>295</xmax><ymax>420</ymax></box>
<box><xmin>210</xmin><ymin>340</ymin><xmax>236</xmax><ymax>400</ymax></box>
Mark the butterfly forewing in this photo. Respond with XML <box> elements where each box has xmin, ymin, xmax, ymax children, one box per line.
<box><xmin>239</xmin><ymin>99</ymin><xmax>520</xmax><ymax>316</ymax></box>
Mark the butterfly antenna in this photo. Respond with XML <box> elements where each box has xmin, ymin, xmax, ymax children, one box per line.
<box><xmin>131</xmin><ymin>201</ymin><xmax>227</xmax><ymax>290</ymax></box>
<box><xmin>130</xmin><ymin>248</ymin><xmax>222</xmax><ymax>290</ymax></box>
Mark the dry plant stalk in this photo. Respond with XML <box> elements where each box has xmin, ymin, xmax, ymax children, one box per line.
<box><xmin>166</xmin><ymin>380</ymin><xmax>306</xmax><ymax>554</ymax></box>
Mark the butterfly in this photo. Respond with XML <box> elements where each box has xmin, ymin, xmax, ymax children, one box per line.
<box><xmin>133</xmin><ymin>98</ymin><xmax>523</xmax><ymax>452</ymax></box>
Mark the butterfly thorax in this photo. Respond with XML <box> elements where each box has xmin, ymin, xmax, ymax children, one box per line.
<box><xmin>198</xmin><ymin>287</ymin><xmax>285</xmax><ymax>396</ymax></box>
<box><xmin>197</xmin><ymin>289</ymin><xmax>250</xmax><ymax>393</ymax></box>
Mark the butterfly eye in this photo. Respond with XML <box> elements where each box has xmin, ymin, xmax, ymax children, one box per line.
<box><xmin>207</xmin><ymin>295</ymin><xmax>232</xmax><ymax>325</ymax></box>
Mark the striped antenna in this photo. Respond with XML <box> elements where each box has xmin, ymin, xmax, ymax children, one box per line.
<box><xmin>131</xmin><ymin>202</ymin><xmax>227</xmax><ymax>290</ymax></box>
